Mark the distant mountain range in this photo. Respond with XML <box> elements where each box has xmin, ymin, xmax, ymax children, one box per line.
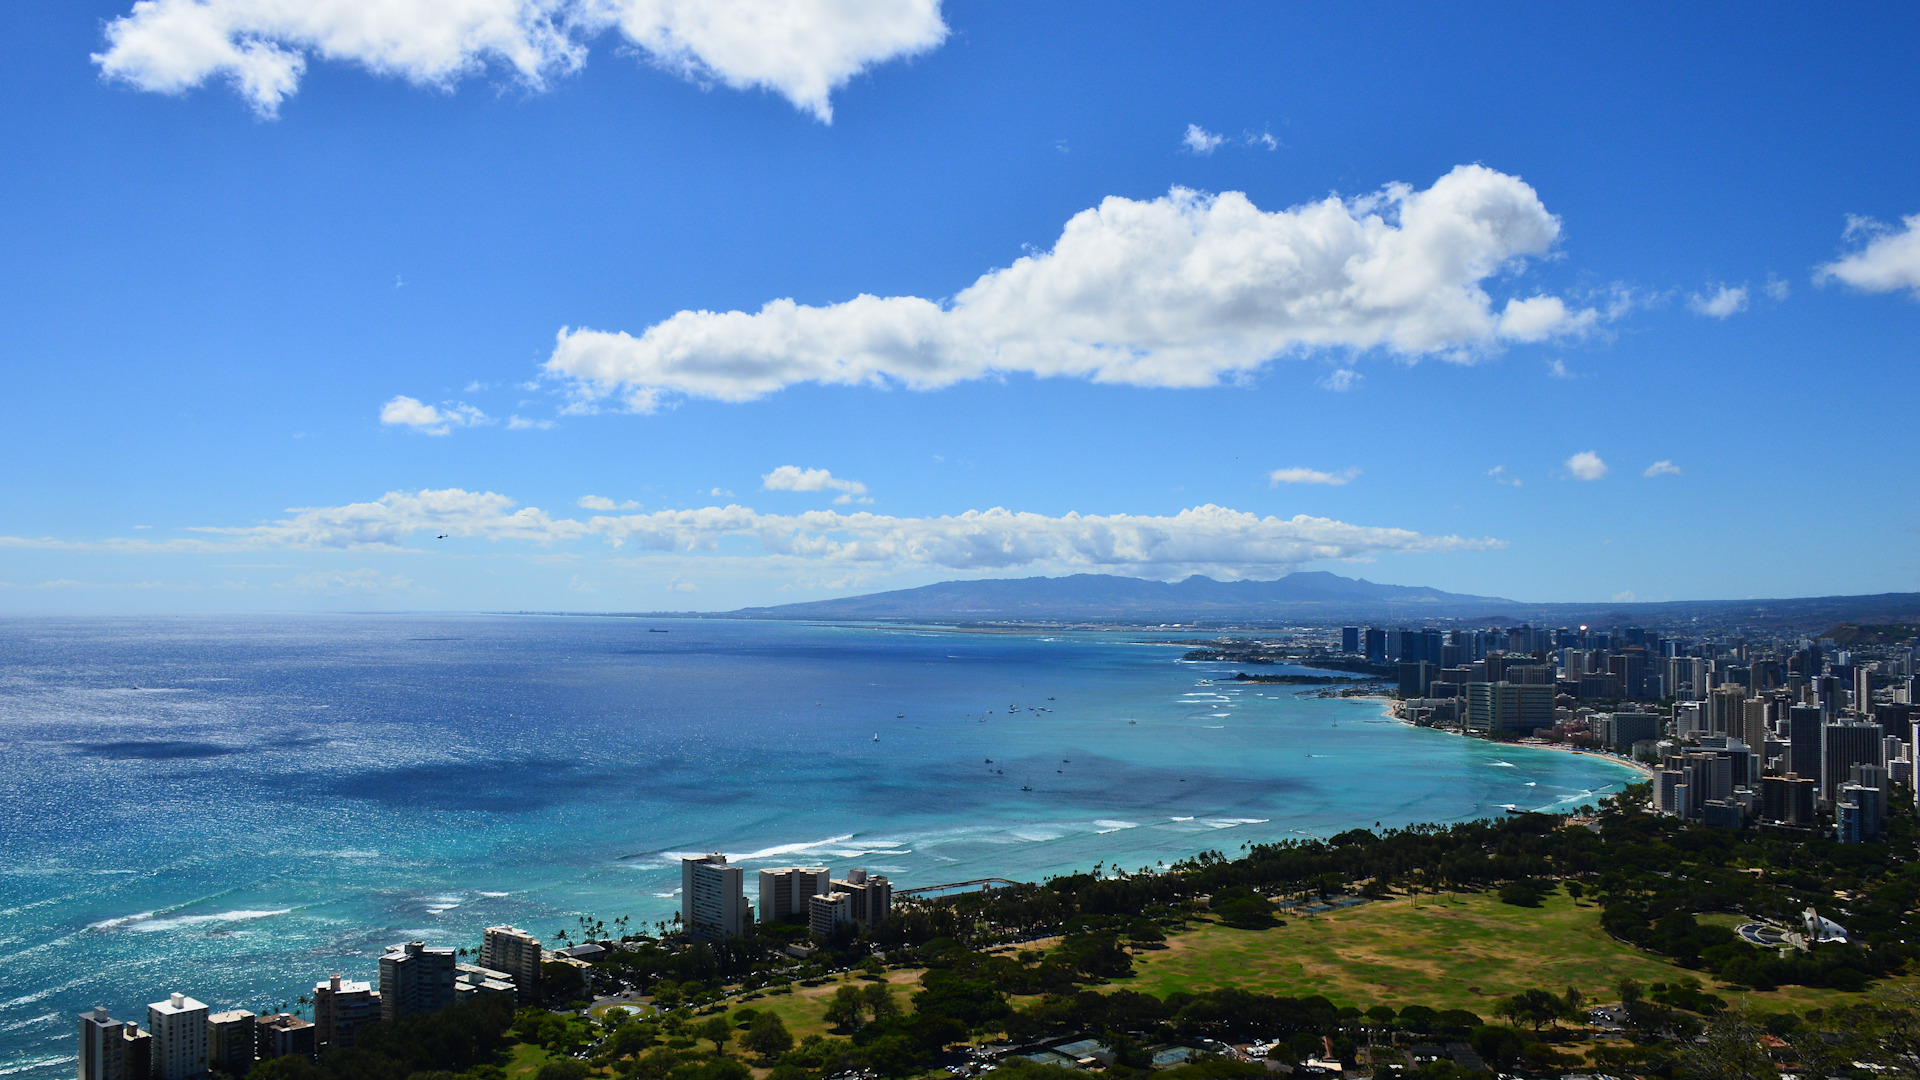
<box><xmin>726</xmin><ymin>571</ymin><xmax>1519</xmax><ymax>622</ymax></box>
<box><xmin>687</xmin><ymin>572</ymin><xmax>1920</xmax><ymax>632</ymax></box>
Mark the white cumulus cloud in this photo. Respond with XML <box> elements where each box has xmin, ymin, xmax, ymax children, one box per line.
<box><xmin>1643</xmin><ymin>460</ymin><xmax>1682</xmax><ymax>477</ymax></box>
<box><xmin>379</xmin><ymin>395</ymin><xmax>489</xmax><ymax>435</ymax></box>
<box><xmin>1565</xmin><ymin>451</ymin><xmax>1608</xmax><ymax>481</ymax></box>
<box><xmin>548</xmin><ymin>166</ymin><xmax>1591</xmax><ymax>409</ymax></box>
<box><xmin>761</xmin><ymin>465</ymin><xmax>871</xmax><ymax>504</ymax></box>
<box><xmin>1488</xmin><ymin>466</ymin><xmax>1521</xmax><ymax>488</ymax></box>
<box><xmin>1269</xmin><ymin>467</ymin><xmax>1360</xmax><ymax>487</ymax></box>
<box><xmin>1182</xmin><ymin>123</ymin><xmax>1225</xmax><ymax>155</ymax></box>
<box><xmin>93</xmin><ymin>0</ymin><xmax>947</xmax><ymax>120</ymax></box>
<box><xmin>1688</xmin><ymin>284</ymin><xmax>1749</xmax><ymax>318</ymax></box>
<box><xmin>578</xmin><ymin>495</ymin><xmax>641</xmax><ymax>510</ymax></box>
<box><xmin>1817</xmin><ymin>214</ymin><xmax>1920</xmax><ymax>298</ymax></box>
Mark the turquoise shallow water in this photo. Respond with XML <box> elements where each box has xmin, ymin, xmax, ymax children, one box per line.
<box><xmin>0</xmin><ymin>615</ymin><xmax>1636</xmax><ymax>1075</ymax></box>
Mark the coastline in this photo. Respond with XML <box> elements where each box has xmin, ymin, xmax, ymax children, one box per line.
<box><xmin>1365</xmin><ymin>693</ymin><xmax>1655</xmax><ymax>780</ymax></box>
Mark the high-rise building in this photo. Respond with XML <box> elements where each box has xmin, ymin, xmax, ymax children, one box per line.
<box><xmin>807</xmin><ymin>891</ymin><xmax>853</xmax><ymax>937</ymax></box>
<box><xmin>1822</xmin><ymin>721</ymin><xmax>1884</xmax><ymax>803</ymax></box>
<box><xmin>481</xmin><ymin>926</ymin><xmax>544</xmax><ymax>1005</ymax></box>
<box><xmin>1363</xmin><ymin>628</ymin><xmax>1386</xmax><ymax>663</ymax></box>
<box><xmin>829</xmin><ymin>869</ymin><xmax>893</xmax><ymax>928</ymax></box>
<box><xmin>313</xmin><ymin>975</ymin><xmax>379</xmax><ymax>1051</ymax></box>
<box><xmin>255</xmin><ymin>1014</ymin><xmax>315</xmax><ymax>1063</ymax></box>
<box><xmin>380</xmin><ymin>941</ymin><xmax>457</xmax><ymax>1021</ymax></box>
<box><xmin>1341</xmin><ymin>627</ymin><xmax>1360</xmax><ymax>654</ymax></box>
<box><xmin>682</xmin><ymin>854</ymin><xmax>752</xmax><ymax>940</ymax></box>
<box><xmin>1788</xmin><ymin>705</ymin><xmax>1823</xmax><ymax>779</ymax></box>
<box><xmin>759</xmin><ymin>867</ymin><xmax>832</xmax><ymax>923</ymax></box>
<box><xmin>1464</xmin><ymin>682</ymin><xmax>1554</xmax><ymax>738</ymax></box>
<box><xmin>1760</xmin><ymin>774</ymin><xmax>1816</xmax><ymax>824</ymax></box>
<box><xmin>207</xmin><ymin>1010</ymin><xmax>255</xmax><ymax>1077</ymax></box>
<box><xmin>1605</xmin><ymin>712</ymin><xmax>1662</xmax><ymax>752</ymax></box>
<box><xmin>146</xmin><ymin>993</ymin><xmax>209</xmax><ymax>1080</ymax></box>
<box><xmin>78</xmin><ymin>1008</ymin><xmax>129</xmax><ymax>1080</ymax></box>
<box><xmin>1857</xmin><ymin>667</ymin><xmax>1875</xmax><ymax>713</ymax></box>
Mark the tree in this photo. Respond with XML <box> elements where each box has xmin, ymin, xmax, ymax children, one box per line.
<box><xmin>1677</xmin><ymin>1005</ymin><xmax>1777</xmax><ymax>1080</ymax></box>
<box><xmin>1494</xmin><ymin>989</ymin><xmax>1565</xmax><ymax>1032</ymax></box>
<box><xmin>825</xmin><ymin>985</ymin><xmax>866</xmax><ymax>1031</ymax></box>
<box><xmin>863</xmin><ymin>983</ymin><xmax>900</xmax><ymax>1022</ymax></box>
<box><xmin>744</xmin><ymin>1011</ymin><xmax>794</xmax><ymax>1058</ymax></box>
<box><xmin>699</xmin><ymin>1015</ymin><xmax>733</xmax><ymax>1054</ymax></box>
<box><xmin>534</xmin><ymin>1062</ymin><xmax>591</xmax><ymax>1080</ymax></box>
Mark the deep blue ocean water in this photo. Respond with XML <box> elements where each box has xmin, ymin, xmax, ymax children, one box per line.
<box><xmin>0</xmin><ymin>615</ymin><xmax>1636</xmax><ymax>1075</ymax></box>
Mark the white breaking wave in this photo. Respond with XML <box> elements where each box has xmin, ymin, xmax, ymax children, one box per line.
<box><xmin>1489</xmin><ymin>760</ymin><xmax>1517</xmax><ymax>767</ymax></box>
<box><xmin>1205</xmin><ymin>818</ymin><xmax>1269</xmax><ymax>829</ymax></box>
<box><xmin>91</xmin><ymin>908</ymin><xmax>293</xmax><ymax>934</ymax></box>
<box><xmin>1</xmin><ymin>1012</ymin><xmax>62</xmax><ymax>1033</ymax></box>
<box><xmin>1094</xmin><ymin>820</ymin><xmax>1139</xmax><ymax>833</ymax></box>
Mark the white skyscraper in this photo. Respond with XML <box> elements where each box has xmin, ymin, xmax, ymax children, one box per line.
<box><xmin>146</xmin><ymin>993</ymin><xmax>208</xmax><ymax>1080</ymax></box>
<box><xmin>682</xmin><ymin>854</ymin><xmax>752</xmax><ymax>939</ymax></box>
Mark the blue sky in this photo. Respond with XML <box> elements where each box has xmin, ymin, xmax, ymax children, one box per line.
<box><xmin>2</xmin><ymin>1</ymin><xmax>1917</xmax><ymax>612</ymax></box>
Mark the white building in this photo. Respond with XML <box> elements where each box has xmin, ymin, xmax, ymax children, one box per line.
<box><xmin>480</xmin><ymin>925</ymin><xmax>543</xmax><ymax>1004</ymax></box>
<box><xmin>147</xmin><ymin>993</ymin><xmax>209</xmax><ymax>1080</ymax></box>
<box><xmin>682</xmin><ymin>854</ymin><xmax>752</xmax><ymax>939</ymax></box>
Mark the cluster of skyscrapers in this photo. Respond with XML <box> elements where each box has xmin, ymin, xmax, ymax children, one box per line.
<box><xmin>76</xmin><ymin>926</ymin><xmax>544</xmax><ymax>1079</ymax></box>
<box><xmin>1358</xmin><ymin>622</ymin><xmax>1920</xmax><ymax>843</ymax></box>
<box><xmin>680</xmin><ymin>854</ymin><xmax>892</xmax><ymax>940</ymax></box>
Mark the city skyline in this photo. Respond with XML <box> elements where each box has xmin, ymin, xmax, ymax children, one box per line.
<box><xmin>3</xmin><ymin>3</ymin><xmax>1918</xmax><ymax>612</ymax></box>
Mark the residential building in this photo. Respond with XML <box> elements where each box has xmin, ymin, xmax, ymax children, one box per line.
<box><xmin>147</xmin><ymin>993</ymin><xmax>209</xmax><ymax>1080</ymax></box>
<box><xmin>807</xmin><ymin>890</ymin><xmax>853</xmax><ymax>937</ymax></box>
<box><xmin>1822</xmin><ymin>721</ymin><xmax>1884</xmax><ymax>803</ymax></box>
<box><xmin>759</xmin><ymin>867</ymin><xmax>832</xmax><ymax>923</ymax></box>
<box><xmin>682</xmin><ymin>854</ymin><xmax>753</xmax><ymax>940</ymax></box>
<box><xmin>455</xmin><ymin>964</ymin><xmax>519</xmax><ymax>1001</ymax></box>
<box><xmin>255</xmin><ymin>1014</ymin><xmax>314</xmax><ymax>1063</ymax></box>
<box><xmin>1464</xmin><ymin>682</ymin><xmax>1554</xmax><ymax>738</ymax></box>
<box><xmin>1760</xmin><ymin>774</ymin><xmax>1816</xmax><ymax>825</ymax></box>
<box><xmin>380</xmin><ymin>941</ymin><xmax>457</xmax><ymax>1021</ymax></box>
<box><xmin>1604</xmin><ymin>711</ymin><xmax>1662</xmax><ymax>752</ymax></box>
<box><xmin>78</xmin><ymin>1008</ymin><xmax>129</xmax><ymax>1080</ymax></box>
<box><xmin>313</xmin><ymin>975</ymin><xmax>379</xmax><ymax>1051</ymax></box>
<box><xmin>1788</xmin><ymin>705</ymin><xmax>1823</xmax><ymax>779</ymax></box>
<box><xmin>829</xmin><ymin>869</ymin><xmax>893</xmax><ymax>928</ymax></box>
<box><xmin>207</xmin><ymin>1009</ymin><xmax>255</xmax><ymax>1077</ymax></box>
<box><xmin>1341</xmin><ymin>627</ymin><xmax>1360</xmax><ymax>654</ymax></box>
<box><xmin>480</xmin><ymin>926</ymin><xmax>543</xmax><ymax>1005</ymax></box>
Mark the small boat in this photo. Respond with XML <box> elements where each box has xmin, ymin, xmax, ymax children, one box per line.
<box><xmin>985</xmin><ymin>758</ymin><xmax>993</xmax><ymax>763</ymax></box>
<box><xmin>1020</xmin><ymin>785</ymin><xmax>1032</xmax><ymax>791</ymax></box>
<box><xmin>896</xmin><ymin>713</ymin><xmax>904</xmax><ymax>718</ymax></box>
<box><xmin>648</xmin><ymin>628</ymin><xmax>669</xmax><ymax>633</ymax></box>
<box><xmin>872</xmin><ymin>734</ymin><xmax>879</xmax><ymax>742</ymax></box>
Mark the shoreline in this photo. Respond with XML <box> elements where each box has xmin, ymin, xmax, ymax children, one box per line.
<box><xmin>1365</xmin><ymin>694</ymin><xmax>1655</xmax><ymax>780</ymax></box>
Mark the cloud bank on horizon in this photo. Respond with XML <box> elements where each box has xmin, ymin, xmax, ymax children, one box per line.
<box><xmin>92</xmin><ymin>0</ymin><xmax>948</xmax><ymax>120</ymax></box>
<box><xmin>3</xmin><ymin>489</ymin><xmax>1501</xmax><ymax>580</ymax></box>
<box><xmin>546</xmin><ymin>165</ymin><xmax>1598</xmax><ymax>411</ymax></box>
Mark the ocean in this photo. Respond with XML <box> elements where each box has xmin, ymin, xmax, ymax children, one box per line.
<box><xmin>0</xmin><ymin>615</ymin><xmax>1637</xmax><ymax>1075</ymax></box>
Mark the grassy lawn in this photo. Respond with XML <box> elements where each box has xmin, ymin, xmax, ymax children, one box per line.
<box><xmin>1123</xmin><ymin>890</ymin><xmax>1864</xmax><ymax>1018</ymax></box>
<box><xmin>503</xmin><ymin>1040</ymin><xmax>559</xmax><ymax>1078</ymax></box>
<box><xmin>721</xmin><ymin>971</ymin><xmax>925</xmax><ymax>1043</ymax></box>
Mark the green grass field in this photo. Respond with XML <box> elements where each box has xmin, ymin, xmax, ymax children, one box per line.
<box><xmin>722</xmin><ymin>972</ymin><xmax>924</xmax><ymax>1044</ymax></box>
<box><xmin>1123</xmin><ymin>890</ymin><xmax>1863</xmax><ymax>1017</ymax></box>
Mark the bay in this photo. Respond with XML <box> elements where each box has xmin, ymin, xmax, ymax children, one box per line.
<box><xmin>0</xmin><ymin>615</ymin><xmax>1635</xmax><ymax>1075</ymax></box>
